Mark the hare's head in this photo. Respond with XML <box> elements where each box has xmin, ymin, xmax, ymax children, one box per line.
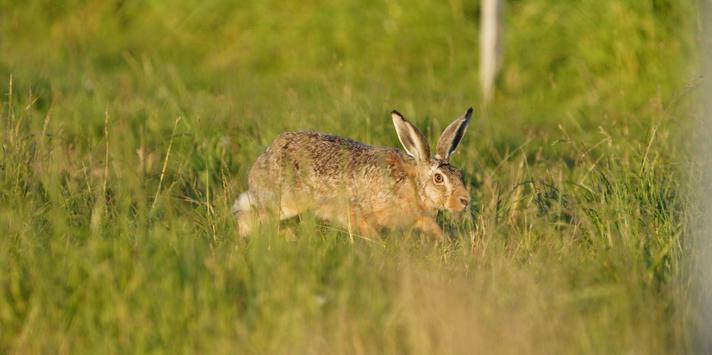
<box><xmin>391</xmin><ymin>108</ymin><xmax>473</xmax><ymax>213</ymax></box>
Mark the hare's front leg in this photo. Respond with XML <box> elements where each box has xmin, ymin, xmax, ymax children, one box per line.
<box><xmin>355</xmin><ymin>218</ymin><xmax>380</xmax><ymax>239</ymax></box>
<box><xmin>414</xmin><ymin>216</ymin><xmax>446</xmax><ymax>241</ymax></box>
<box><xmin>341</xmin><ymin>212</ymin><xmax>376</xmax><ymax>239</ymax></box>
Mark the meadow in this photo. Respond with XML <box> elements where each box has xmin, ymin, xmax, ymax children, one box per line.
<box><xmin>0</xmin><ymin>0</ymin><xmax>700</xmax><ymax>353</ymax></box>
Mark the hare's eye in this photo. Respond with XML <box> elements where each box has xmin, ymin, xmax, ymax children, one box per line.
<box><xmin>433</xmin><ymin>173</ymin><xmax>444</xmax><ymax>184</ymax></box>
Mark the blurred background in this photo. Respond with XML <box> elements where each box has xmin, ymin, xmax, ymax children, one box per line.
<box><xmin>1</xmin><ymin>0</ymin><xmax>695</xmax><ymax>144</ymax></box>
<box><xmin>0</xmin><ymin>0</ymin><xmax>700</xmax><ymax>354</ymax></box>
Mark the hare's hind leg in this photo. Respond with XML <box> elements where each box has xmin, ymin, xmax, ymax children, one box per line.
<box><xmin>276</xmin><ymin>190</ymin><xmax>303</xmax><ymax>220</ymax></box>
<box><xmin>234</xmin><ymin>189</ymin><xmax>306</xmax><ymax>236</ymax></box>
<box><xmin>233</xmin><ymin>192</ymin><xmax>256</xmax><ymax>236</ymax></box>
<box><xmin>236</xmin><ymin>211</ymin><xmax>255</xmax><ymax>237</ymax></box>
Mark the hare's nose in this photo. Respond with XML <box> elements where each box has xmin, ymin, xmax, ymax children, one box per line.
<box><xmin>459</xmin><ymin>196</ymin><xmax>470</xmax><ymax>208</ymax></box>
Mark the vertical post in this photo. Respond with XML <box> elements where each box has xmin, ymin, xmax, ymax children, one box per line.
<box><xmin>480</xmin><ymin>0</ymin><xmax>504</xmax><ymax>103</ymax></box>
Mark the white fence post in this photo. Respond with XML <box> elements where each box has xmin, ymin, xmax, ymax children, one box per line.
<box><xmin>480</xmin><ymin>0</ymin><xmax>504</xmax><ymax>103</ymax></box>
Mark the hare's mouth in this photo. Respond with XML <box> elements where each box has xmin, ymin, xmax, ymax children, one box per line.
<box><xmin>446</xmin><ymin>206</ymin><xmax>467</xmax><ymax>214</ymax></box>
<box><xmin>444</xmin><ymin>196</ymin><xmax>469</xmax><ymax>213</ymax></box>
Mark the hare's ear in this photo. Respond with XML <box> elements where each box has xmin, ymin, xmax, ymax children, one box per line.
<box><xmin>391</xmin><ymin>110</ymin><xmax>431</xmax><ymax>162</ymax></box>
<box><xmin>435</xmin><ymin>107</ymin><xmax>473</xmax><ymax>161</ymax></box>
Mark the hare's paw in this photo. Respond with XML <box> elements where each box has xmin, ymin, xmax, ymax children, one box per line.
<box><xmin>414</xmin><ymin>217</ymin><xmax>446</xmax><ymax>241</ymax></box>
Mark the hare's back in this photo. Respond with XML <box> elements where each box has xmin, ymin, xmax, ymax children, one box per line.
<box><xmin>277</xmin><ymin>131</ymin><xmax>371</xmax><ymax>155</ymax></box>
<box><xmin>257</xmin><ymin>131</ymin><xmax>407</xmax><ymax>181</ymax></box>
<box><xmin>271</xmin><ymin>131</ymin><xmax>373</xmax><ymax>168</ymax></box>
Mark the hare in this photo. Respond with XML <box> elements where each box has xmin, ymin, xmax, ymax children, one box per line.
<box><xmin>233</xmin><ymin>108</ymin><xmax>473</xmax><ymax>240</ymax></box>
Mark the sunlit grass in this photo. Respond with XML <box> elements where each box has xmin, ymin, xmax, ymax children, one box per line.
<box><xmin>0</xmin><ymin>0</ymin><xmax>697</xmax><ymax>353</ymax></box>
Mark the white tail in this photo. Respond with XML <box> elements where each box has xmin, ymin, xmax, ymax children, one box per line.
<box><xmin>232</xmin><ymin>192</ymin><xmax>253</xmax><ymax>214</ymax></box>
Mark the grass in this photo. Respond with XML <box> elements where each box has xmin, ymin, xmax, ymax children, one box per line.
<box><xmin>0</xmin><ymin>0</ymin><xmax>699</xmax><ymax>353</ymax></box>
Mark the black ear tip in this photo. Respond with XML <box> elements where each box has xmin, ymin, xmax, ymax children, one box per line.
<box><xmin>466</xmin><ymin>107</ymin><xmax>474</xmax><ymax>115</ymax></box>
<box><xmin>391</xmin><ymin>110</ymin><xmax>404</xmax><ymax>119</ymax></box>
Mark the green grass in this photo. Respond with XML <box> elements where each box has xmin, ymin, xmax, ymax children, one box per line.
<box><xmin>0</xmin><ymin>0</ymin><xmax>698</xmax><ymax>353</ymax></box>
